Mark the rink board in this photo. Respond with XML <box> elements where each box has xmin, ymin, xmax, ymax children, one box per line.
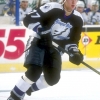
<box><xmin>0</xmin><ymin>25</ymin><xmax>100</xmax><ymax>72</ymax></box>
<box><xmin>0</xmin><ymin>60</ymin><xmax>100</xmax><ymax>72</ymax></box>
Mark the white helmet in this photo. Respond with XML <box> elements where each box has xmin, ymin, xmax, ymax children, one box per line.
<box><xmin>76</xmin><ymin>1</ymin><xmax>85</xmax><ymax>8</ymax></box>
<box><xmin>91</xmin><ymin>0</ymin><xmax>99</xmax><ymax>6</ymax></box>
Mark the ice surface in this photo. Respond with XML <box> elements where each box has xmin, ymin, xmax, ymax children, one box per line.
<box><xmin>0</xmin><ymin>70</ymin><xmax>100</xmax><ymax>100</ymax></box>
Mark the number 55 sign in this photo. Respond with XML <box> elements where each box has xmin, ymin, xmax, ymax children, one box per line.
<box><xmin>0</xmin><ymin>28</ymin><xmax>26</xmax><ymax>60</ymax></box>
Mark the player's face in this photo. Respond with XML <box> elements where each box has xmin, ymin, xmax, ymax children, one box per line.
<box><xmin>64</xmin><ymin>0</ymin><xmax>78</xmax><ymax>12</ymax></box>
<box><xmin>76</xmin><ymin>7</ymin><xmax>84</xmax><ymax>13</ymax></box>
<box><xmin>20</xmin><ymin>1</ymin><xmax>28</xmax><ymax>9</ymax></box>
<box><xmin>91</xmin><ymin>5</ymin><xmax>99</xmax><ymax>12</ymax></box>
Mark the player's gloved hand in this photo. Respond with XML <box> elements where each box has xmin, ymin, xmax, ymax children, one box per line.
<box><xmin>65</xmin><ymin>44</ymin><xmax>83</xmax><ymax>65</ymax></box>
<box><xmin>38</xmin><ymin>27</ymin><xmax>52</xmax><ymax>49</ymax></box>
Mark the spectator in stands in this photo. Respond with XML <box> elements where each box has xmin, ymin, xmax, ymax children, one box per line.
<box><xmin>76</xmin><ymin>1</ymin><xmax>85</xmax><ymax>13</ymax></box>
<box><xmin>76</xmin><ymin>0</ymin><xmax>89</xmax><ymax>25</ymax></box>
<box><xmin>0</xmin><ymin>1</ymin><xmax>6</xmax><ymax>15</ymax></box>
<box><xmin>19</xmin><ymin>0</ymin><xmax>32</xmax><ymax>21</ymax></box>
<box><xmin>86</xmin><ymin>0</ymin><xmax>100</xmax><ymax>25</ymax></box>
<box><xmin>2</xmin><ymin>4</ymin><xmax>10</xmax><ymax>16</ymax></box>
<box><xmin>11</xmin><ymin>0</ymin><xmax>32</xmax><ymax>25</ymax></box>
<box><xmin>2</xmin><ymin>0</ymin><xmax>16</xmax><ymax>16</ymax></box>
<box><xmin>7</xmin><ymin>4</ymin><xmax>16</xmax><ymax>16</ymax></box>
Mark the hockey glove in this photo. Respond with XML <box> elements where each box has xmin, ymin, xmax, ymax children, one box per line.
<box><xmin>65</xmin><ymin>44</ymin><xmax>83</xmax><ymax>65</ymax></box>
<box><xmin>38</xmin><ymin>27</ymin><xmax>52</xmax><ymax>49</ymax></box>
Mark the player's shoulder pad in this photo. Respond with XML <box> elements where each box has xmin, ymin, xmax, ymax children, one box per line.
<box><xmin>40</xmin><ymin>2</ymin><xmax>63</xmax><ymax>13</ymax></box>
<box><xmin>73</xmin><ymin>10</ymin><xmax>84</xmax><ymax>23</ymax></box>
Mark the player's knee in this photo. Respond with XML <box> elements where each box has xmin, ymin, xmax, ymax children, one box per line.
<box><xmin>25</xmin><ymin>65</ymin><xmax>42</xmax><ymax>82</ymax></box>
<box><xmin>43</xmin><ymin>67</ymin><xmax>61</xmax><ymax>86</ymax></box>
<box><xmin>45</xmin><ymin>76</ymin><xmax>60</xmax><ymax>86</ymax></box>
<box><xmin>44</xmin><ymin>69</ymin><xmax>60</xmax><ymax>86</ymax></box>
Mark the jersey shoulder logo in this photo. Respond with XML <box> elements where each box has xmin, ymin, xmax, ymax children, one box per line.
<box><xmin>40</xmin><ymin>4</ymin><xmax>51</xmax><ymax>13</ymax></box>
<box><xmin>44</xmin><ymin>5</ymin><xmax>51</xmax><ymax>9</ymax></box>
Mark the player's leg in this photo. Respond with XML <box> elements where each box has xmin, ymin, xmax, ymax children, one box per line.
<box><xmin>26</xmin><ymin>74</ymin><xmax>50</xmax><ymax>96</ymax></box>
<box><xmin>7</xmin><ymin>37</ymin><xmax>45</xmax><ymax>100</ymax></box>
<box><xmin>7</xmin><ymin>66</ymin><xmax>42</xmax><ymax>100</ymax></box>
<box><xmin>26</xmin><ymin>48</ymin><xmax>62</xmax><ymax>96</ymax></box>
<box><xmin>43</xmin><ymin>48</ymin><xmax>62</xmax><ymax>86</ymax></box>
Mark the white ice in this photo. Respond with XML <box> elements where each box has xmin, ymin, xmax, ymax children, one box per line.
<box><xmin>0</xmin><ymin>70</ymin><xmax>100</xmax><ymax>100</ymax></box>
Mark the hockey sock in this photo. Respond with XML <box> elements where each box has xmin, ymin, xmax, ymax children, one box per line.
<box><xmin>11</xmin><ymin>75</ymin><xmax>34</xmax><ymax>99</ymax></box>
<box><xmin>31</xmin><ymin>75</ymin><xmax>50</xmax><ymax>92</ymax></box>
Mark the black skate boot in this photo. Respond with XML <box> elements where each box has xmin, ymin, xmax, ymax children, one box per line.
<box><xmin>7</xmin><ymin>91</ymin><xmax>22</xmax><ymax>100</ymax></box>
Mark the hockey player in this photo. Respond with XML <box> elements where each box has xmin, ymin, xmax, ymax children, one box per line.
<box><xmin>7</xmin><ymin>0</ymin><xmax>84</xmax><ymax>100</ymax></box>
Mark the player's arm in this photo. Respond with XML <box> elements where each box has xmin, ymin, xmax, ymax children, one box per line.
<box><xmin>23</xmin><ymin>3</ymin><xmax>63</xmax><ymax>49</ymax></box>
<box><xmin>23</xmin><ymin>9</ymin><xmax>42</xmax><ymax>30</ymax></box>
<box><xmin>65</xmin><ymin>17</ymin><xmax>83</xmax><ymax>65</ymax></box>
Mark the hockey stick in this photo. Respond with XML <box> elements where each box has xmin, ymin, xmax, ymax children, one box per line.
<box><xmin>52</xmin><ymin>41</ymin><xmax>100</xmax><ymax>75</ymax></box>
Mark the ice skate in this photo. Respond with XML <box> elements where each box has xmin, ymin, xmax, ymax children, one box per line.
<box><xmin>7</xmin><ymin>91</ymin><xmax>22</xmax><ymax>100</ymax></box>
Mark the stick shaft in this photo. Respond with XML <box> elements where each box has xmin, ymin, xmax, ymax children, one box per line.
<box><xmin>82</xmin><ymin>62</ymin><xmax>100</xmax><ymax>75</ymax></box>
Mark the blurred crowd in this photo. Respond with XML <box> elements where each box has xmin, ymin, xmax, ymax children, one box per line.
<box><xmin>0</xmin><ymin>0</ymin><xmax>100</xmax><ymax>25</ymax></box>
<box><xmin>76</xmin><ymin>0</ymin><xmax>100</xmax><ymax>25</ymax></box>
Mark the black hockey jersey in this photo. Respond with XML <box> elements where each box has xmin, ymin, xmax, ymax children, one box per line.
<box><xmin>23</xmin><ymin>2</ymin><xmax>83</xmax><ymax>48</ymax></box>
